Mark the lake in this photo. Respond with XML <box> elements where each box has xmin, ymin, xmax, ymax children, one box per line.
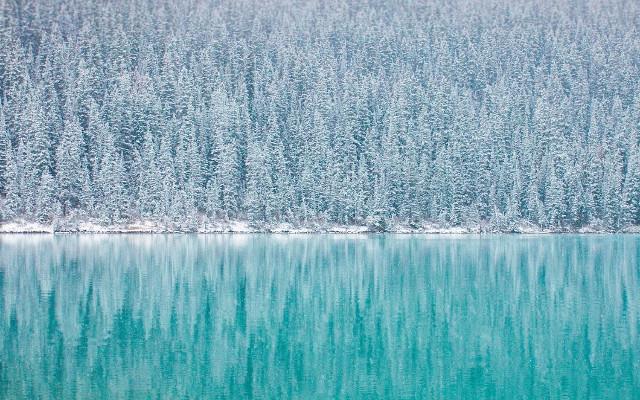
<box><xmin>0</xmin><ymin>234</ymin><xmax>638</xmax><ymax>399</ymax></box>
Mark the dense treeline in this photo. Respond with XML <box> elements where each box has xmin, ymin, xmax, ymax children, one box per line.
<box><xmin>0</xmin><ymin>0</ymin><xmax>639</xmax><ymax>230</ymax></box>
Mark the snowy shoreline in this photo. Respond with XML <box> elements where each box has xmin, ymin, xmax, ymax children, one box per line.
<box><xmin>1</xmin><ymin>220</ymin><xmax>638</xmax><ymax>234</ymax></box>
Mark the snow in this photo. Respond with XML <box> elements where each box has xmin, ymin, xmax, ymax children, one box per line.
<box><xmin>1</xmin><ymin>219</ymin><xmax>638</xmax><ymax>234</ymax></box>
<box><xmin>325</xmin><ymin>225</ymin><xmax>370</xmax><ymax>234</ymax></box>
<box><xmin>0</xmin><ymin>221</ymin><xmax>54</xmax><ymax>233</ymax></box>
<box><xmin>622</xmin><ymin>225</ymin><xmax>640</xmax><ymax>233</ymax></box>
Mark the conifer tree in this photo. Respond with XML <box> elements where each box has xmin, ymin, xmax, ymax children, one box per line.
<box><xmin>0</xmin><ymin>0</ymin><xmax>637</xmax><ymax>231</ymax></box>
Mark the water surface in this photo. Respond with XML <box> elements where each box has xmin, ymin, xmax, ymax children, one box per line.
<box><xmin>1</xmin><ymin>234</ymin><xmax>639</xmax><ymax>399</ymax></box>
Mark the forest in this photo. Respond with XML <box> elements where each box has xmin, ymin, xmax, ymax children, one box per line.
<box><xmin>1</xmin><ymin>0</ymin><xmax>639</xmax><ymax>232</ymax></box>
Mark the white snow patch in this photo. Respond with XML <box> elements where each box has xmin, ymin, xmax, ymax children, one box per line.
<box><xmin>325</xmin><ymin>225</ymin><xmax>370</xmax><ymax>233</ymax></box>
<box><xmin>0</xmin><ymin>221</ymin><xmax>54</xmax><ymax>233</ymax></box>
<box><xmin>1</xmin><ymin>219</ymin><xmax>638</xmax><ymax>234</ymax></box>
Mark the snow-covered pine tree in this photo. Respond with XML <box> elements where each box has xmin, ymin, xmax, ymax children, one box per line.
<box><xmin>0</xmin><ymin>0</ymin><xmax>637</xmax><ymax>231</ymax></box>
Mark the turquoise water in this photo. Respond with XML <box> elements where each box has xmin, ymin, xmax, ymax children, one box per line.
<box><xmin>0</xmin><ymin>234</ymin><xmax>639</xmax><ymax>399</ymax></box>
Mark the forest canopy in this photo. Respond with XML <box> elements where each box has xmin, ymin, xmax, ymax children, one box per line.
<box><xmin>0</xmin><ymin>0</ymin><xmax>639</xmax><ymax>231</ymax></box>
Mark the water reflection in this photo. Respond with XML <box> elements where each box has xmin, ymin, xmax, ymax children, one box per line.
<box><xmin>0</xmin><ymin>234</ymin><xmax>639</xmax><ymax>398</ymax></box>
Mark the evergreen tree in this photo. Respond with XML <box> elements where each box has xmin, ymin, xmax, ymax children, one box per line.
<box><xmin>1</xmin><ymin>139</ymin><xmax>20</xmax><ymax>220</ymax></box>
<box><xmin>138</xmin><ymin>130</ymin><xmax>161</xmax><ymax>218</ymax></box>
<box><xmin>0</xmin><ymin>106</ymin><xmax>8</xmax><ymax>195</ymax></box>
<box><xmin>622</xmin><ymin>148</ymin><xmax>640</xmax><ymax>227</ymax></box>
<box><xmin>55</xmin><ymin>116</ymin><xmax>84</xmax><ymax>216</ymax></box>
<box><xmin>0</xmin><ymin>0</ymin><xmax>637</xmax><ymax>231</ymax></box>
<box><xmin>36</xmin><ymin>171</ymin><xmax>56</xmax><ymax>223</ymax></box>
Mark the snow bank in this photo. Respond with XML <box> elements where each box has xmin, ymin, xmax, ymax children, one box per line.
<box><xmin>0</xmin><ymin>219</ymin><xmax>638</xmax><ymax>234</ymax></box>
<box><xmin>0</xmin><ymin>221</ymin><xmax>54</xmax><ymax>233</ymax></box>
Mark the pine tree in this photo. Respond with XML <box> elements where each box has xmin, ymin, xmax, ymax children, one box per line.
<box><xmin>1</xmin><ymin>139</ymin><xmax>20</xmax><ymax>220</ymax></box>
<box><xmin>96</xmin><ymin>129</ymin><xmax>128</xmax><ymax>223</ymax></box>
<box><xmin>0</xmin><ymin>106</ymin><xmax>8</xmax><ymax>195</ymax></box>
<box><xmin>138</xmin><ymin>130</ymin><xmax>161</xmax><ymax>218</ymax></box>
<box><xmin>0</xmin><ymin>0</ymin><xmax>637</xmax><ymax>231</ymax></box>
<box><xmin>20</xmin><ymin>86</ymin><xmax>50</xmax><ymax>216</ymax></box>
<box><xmin>621</xmin><ymin>149</ymin><xmax>640</xmax><ymax>227</ymax></box>
<box><xmin>545</xmin><ymin>169</ymin><xmax>565</xmax><ymax>229</ymax></box>
<box><xmin>603</xmin><ymin>151</ymin><xmax>624</xmax><ymax>230</ymax></box>
<box><xmin>244</xmin><ymin>132</ymin><xmax>271</xmax><ymax>223</ymax></box>
<box><xmin>36</xmin><ymin>171</ymin><xmax>56</xmax><ymax>223</ymax></box>
<box><xmin>55</xmin><ymin>115</ymin><xmax>84</xmax><ymax>216</ymax></box>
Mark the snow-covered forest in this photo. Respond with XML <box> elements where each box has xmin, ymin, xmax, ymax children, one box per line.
<box><xmin>1</xmin><ymin>0</ymin><xmax>639</xmax><ymax>232</ymax></box>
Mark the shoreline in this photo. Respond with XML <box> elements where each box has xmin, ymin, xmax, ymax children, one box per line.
<box><xmin>1</xmin><ymin>220</ymin><xmax>638</xmax><ymax>234</ymax></box>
